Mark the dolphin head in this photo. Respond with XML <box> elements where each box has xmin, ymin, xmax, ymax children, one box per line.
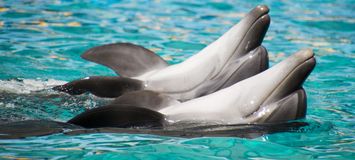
<box><xmin>240</xmin><ymin>49</ymin><xmax>316</xmax><ymax>123</ymax></box>
<box><xmin>260</xmin><ymin>49</ymin><xmax>316</xmax><ymax>106</ymax></box>
<box><xmin>212</xmin><ymin>4</ymin><xmax>270</xmax><ymax>61</ymax></box>
<box><xmin>199</xmin><ymin>5</ymin><xmax>271</xmax><ymax>96</ymax></box>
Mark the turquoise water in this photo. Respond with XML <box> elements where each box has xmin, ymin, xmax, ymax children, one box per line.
<box><xmin>0</xmin><ymin>0</ymin><xmax>354</xmax><ymax>159</ymax></box>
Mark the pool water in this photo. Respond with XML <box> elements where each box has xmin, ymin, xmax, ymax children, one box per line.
<box><xmin>0</xmin><ymin>0</ymin><xmax>354</xmax><ymax>159</ymax></box>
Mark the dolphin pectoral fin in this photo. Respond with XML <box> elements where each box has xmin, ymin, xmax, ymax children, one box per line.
<box><xmin>252</xmin><ymin>88</ymin><xmax>307</xmax><ymax>123</ymax></box>
<box><xmin>81</xmin><ymin>43</ymin><xmax>169</xmax><ymax>77</ymax></box>
<box><xmin>53</xmin><ymin>76</ymin><xmax>143</xmax><ymax>98</ymax></box>
<box><xmin>67</xmin><ymin>105</ymin><xmax>166</xmax><ymax>128</ymax></box>
<box><xmin>220</xmin><ymin>45</ymin><xmax>269</xmax><ymax>89</ymax></box>
<box><xmin>111</xmin><ymin>90</ymin><xmax>181</xmax><ymax>111</ymax></box>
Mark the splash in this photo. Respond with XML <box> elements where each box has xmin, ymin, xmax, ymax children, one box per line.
<box><xmin>0</xmin><ymin>78</ymin><xmax>66</xmax><ymax>94</ymax></box>
<box><xmin>0</xmin><ymin>79</ymin><xmax>110</xmax><ymax>123</ymax></box>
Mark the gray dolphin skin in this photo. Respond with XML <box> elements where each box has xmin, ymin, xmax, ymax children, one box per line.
<box><xmin>53</xmin><ymin>5</ymin><xmax>270</xmax><ymax>100</ymax></box>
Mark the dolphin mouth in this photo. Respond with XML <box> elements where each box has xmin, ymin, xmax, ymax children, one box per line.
<box><xmin>264</xmin><ymin>48</ymin><xmax>315</xmax><ymax>103</ymax></box>
<box><xmin>240</xmin><ymin>5</ymin><xmax>270</xmax><ymax>49</ymax></box>
<box><xmin>246</xmin><ymin>49</ymin><xmax>316</xmax><ymax>120</ymax></box>
<box><xmin>239</xmin><ymin>14</ymin><xmax>270</xmax><ymax>54</ymax></box>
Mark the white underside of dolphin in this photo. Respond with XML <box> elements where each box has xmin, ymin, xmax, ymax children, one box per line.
<box><xmin>55</xmin><ymin>5</ymin><xmax>271</xmax><ymax>100</ymax></box>
<box><xmin>139</xmin><ymin>46</ymin><xmax>268</xmax><ymax>99</ymax></box>
<box><xmin>136</xmin><ymin>5</ymin><xmax>270</xmax><ymax>99</ymax></box>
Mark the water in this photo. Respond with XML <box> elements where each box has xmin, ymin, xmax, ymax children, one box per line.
<box><xmin>0</xmin><ymin>0</ymin><xmax>354</xmax><ymax>159</ymax></box>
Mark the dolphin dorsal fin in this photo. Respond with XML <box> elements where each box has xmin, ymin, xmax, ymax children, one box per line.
<box><xmin>81</xmin><ymin>43</ymin><xmax>169</xmax><ymax>77</ymax></box>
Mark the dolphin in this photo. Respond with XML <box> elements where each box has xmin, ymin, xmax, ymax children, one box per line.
<box><xmin>67</xmin><ymin>48</ymin><xmax>316</xmax><ymax>128</ymax></box>
<box><xmin>54</xmin><ymin>5</ymin><xmax>270</xmax><ymax>100</ymax></box>
<box><xmin>160</xmin><ymin>49</ymin><xmax>315</xmax><ymax>124</ymax></box>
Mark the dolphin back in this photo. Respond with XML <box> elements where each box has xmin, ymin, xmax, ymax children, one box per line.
<box><xmin>67</xmin><ymin>104</ymin><xmax>166</xmax><ymax>128</ymax></box>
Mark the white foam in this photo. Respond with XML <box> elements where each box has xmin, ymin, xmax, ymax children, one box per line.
<box><xmin>0</xmin><ymin>78</ymin><xmax>67</xmax><ymax>94</ymax></box>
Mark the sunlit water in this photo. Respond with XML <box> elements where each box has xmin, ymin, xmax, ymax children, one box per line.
<box><xmin>0</xmin><ymin>0</ymin><xmax>354</xmax><ymax>159</ymax></box>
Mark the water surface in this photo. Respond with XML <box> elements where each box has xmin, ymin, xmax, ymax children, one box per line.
<box><xmin>0</xmin><ymin>0</ymin><xmax>354</xmax><ymax>159</ymax></box>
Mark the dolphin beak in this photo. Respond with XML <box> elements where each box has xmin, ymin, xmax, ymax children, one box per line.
<box><xmin>233</xmin><ymin>5</ymin><xmax>270</xmax><ymax>56</ymax></box>
<box><xmin>261</xmin><ymin>48</ymin><xmax>315</xmax><ymax>105</ymax></box>
<box><xmin>249</xmin><ymin>5</ymin><xmax>270</xmax><ymax>18</ymax></box>
<box><xmin>241</xmin><ymin>49</ymin><xmax>315</xmax><ymax>122</ymax></box>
